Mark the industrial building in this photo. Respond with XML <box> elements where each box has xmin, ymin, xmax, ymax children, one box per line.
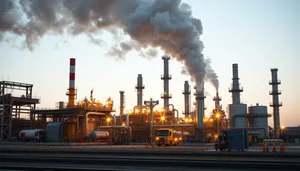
<box><xmin>0</xmin><ymin>81</ymin><xmax>40</xmax><ymax>141</ymax></box>
<box><xmin>0</xmin><ymin>55</ymin><xmax>284</xmax><ymax>143</ymax></box>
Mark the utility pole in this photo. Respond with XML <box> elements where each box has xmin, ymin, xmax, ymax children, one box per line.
<box><xmin>144</xmin><ymin>98</ymin><xmax>159</xmax><ymax>141</ymax></box>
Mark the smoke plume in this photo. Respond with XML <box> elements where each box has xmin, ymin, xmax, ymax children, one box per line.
<box><xmin>0</xmin><ymin>0</ymin><xmax>208</xmax><ymax>90</ymax></box>
<box><xmin>204</xmin><ymin>58</ymin><xmax>219</xmax><ymax>91</ymax></box>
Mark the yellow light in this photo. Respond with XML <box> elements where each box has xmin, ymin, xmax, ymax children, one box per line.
<box><xmin>122</xmin><ymin>123</ymin><xmax>126</xmax><ymax>126</ymax></box>
<box><xmin>185</xmin><ymin>118</ymin><xmax>188</xmax><ymax>122</ymax></box>
<box><xmin>216</xmin><ymin>113</ymin><xmax>220</xmax><ymax>118</ymax></box>
<box><xmin>161</xmin><ymin>116</ymin><xmax>165</xmax><ymax>121</ymax></box>
<box><xmin>106</xmin><ymin>117</ymin><xmax>111</xmax><ymax>122</ymax></box>
<box><xmin>189</xmin><ymin>118</ymin><xmax>192</xmax><ymax>122</ymax></box>
<box><xmin>156</xmin><ymin>137</ymin><xmax>159</xmax><ymax>140</ymax></box>
<box><xmin>281</xmin><ymin>126</ymin><xmax>285</xmax><ymax>130</ymax></box>
<box><xmin>210</xmin><ymin>119</ymin><xmax>213</xmax><ymax>122</ymax></box>
<box><xmin>175</xmin><ymin>138</ymin><xmax>178</xmax><ymax>141</ymax></box>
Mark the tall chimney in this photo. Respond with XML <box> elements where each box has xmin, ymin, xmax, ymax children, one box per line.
<box><xmin>66</xmin><ymin>58</ymin><xmax>76</xmax><ymax>108</ymax></box>
<box><xmin>269</xmin><ymin>68</ymin><xmax>282</xmax><ymax>139</ymax></box>
<box><xmin>161</xmin><ymin>55</ymin><xmax>172</xmax><ymax>108</ymax></box>
<box><xmin>182</xmin><ymin>81</ymin><xmax>191</xmax><ymax>118</ymax></box>
<box><xmin>135</xmin><ymin>74</ymin><xmax>144</xmax><ymax>106</ymax></box>
<box><xmin>213</xmin><ymin>92</ymin><xmax>222</xmax><ymax>112</ymax></box>
<box><xmin>119</xmin><ymin>91</ymin><xmax>125</xmax><ymax>116</ymax></box>
<box><xmin>194</xmin><ymin>83</ymin><xmax>206</xmax><ymax>129</ymax></box>
<box><xmin>229</xmin><ymin>63</ymin><xmax>243</xmax><ymax>104</ymax></box>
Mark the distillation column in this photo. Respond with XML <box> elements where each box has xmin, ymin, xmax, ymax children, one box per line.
<box><xmin>269</xmin><ymin>68</ymin><xmax>282</xmax><ymax>139</ymax></box>
<box><xmin>182</xmin><ymin>81</ymin><xmax>191</xmax><ymax>118</ymax></box>
<box><xmin>213</xmin><ymin>92</ymin><xmax>222</xmax><ymax>112</ymax></box>
<box><xmin>120</xmin><ymin>91</ymin><xmax>125</xmax><ymax>116</ymax></box>
<box><xmin>194</xmin><ymin>83</ymin><xmax>206</xmax><ymax>142</ymax></box>
<box><xmin>161</xmin><ymin>55</ymin><xmax>172</xmax><ymax>108</ymax></box>
<box><xmin>229</xmin><ymin>64</ymin><xmax>243</xmax><ymax>104</ymax></box>
<box><xmin>135</xmin><ymin>74</ymin><xmax>145</xmax><ymax>106</ymax></box>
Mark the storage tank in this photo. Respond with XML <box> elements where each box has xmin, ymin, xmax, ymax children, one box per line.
<box><xmin>46</xmin><ymin>122</ymin><xmax>63</xmax><ymax>142</ymax></box>
<box><xmin>19</xmin><ymin>129</ymin><xmax>46</xmax><ymax>141</ymax></box>
<box><xmin>228</xmin><ymin>104</ymin><xmax>247</xmax><ymax>128</ymax></box>
<box><xmin>248</xmin><ymin>105</ymin><xmax>268</xmax><ymax>138</ymax></box>
<box><xmin>89</xmin><ymin>131</ymin><xmax>110</xmax><ymax>141</ymax></box>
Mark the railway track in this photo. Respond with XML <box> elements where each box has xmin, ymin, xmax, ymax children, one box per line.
<box><xmin>1</xmin><ymin>154</ymin><xmax>300</xmax><ymax>171</ymax></box>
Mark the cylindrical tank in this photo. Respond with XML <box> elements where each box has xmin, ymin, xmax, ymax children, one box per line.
<box><xmin>248</xmin><ymin>105</ymin><xmax>268</xmax><ymax>138</ymax></box>
<box><xmin>228</xmin><ymin>104</ymin><xmax>247</xmax><ymax>128</ymax></box>
<box><xmin>89</xmin><ymin>131</ymin><xmax>109</xmax><ymax>141</ymax></box>
<box><xmin>58</xmin><ymin>101</ymin><xmax>64</xmax><ymax>109</ymax></box>
<box><xmin>19</xmin><ymin>129</ymin><xmax>46</xmax><ymax>141</ymax></box>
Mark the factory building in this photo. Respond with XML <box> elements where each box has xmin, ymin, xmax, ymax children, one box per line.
<box><xmin>0</xmin><ymin>55</ymin><xmax>284</xmax><ymax>144</ymax></box>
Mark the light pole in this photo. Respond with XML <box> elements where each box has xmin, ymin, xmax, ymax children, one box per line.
<box><xmin>144</xmin><ymin>98</ymin><xmax>159</xmax><ymax>141</ymax></box>
<box><xmin>216</xmin><ymin>113</ymin><xmax>220</xmax><ymax>136</ymax></box>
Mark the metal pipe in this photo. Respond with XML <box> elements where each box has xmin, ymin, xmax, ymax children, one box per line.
<box><xmin>85</xmin><ymin>112</ymin><xmax>105</xmax><ymax>137</ymax></box>
<box><xmin>126</xmin><ymin>114</ymin><xmax>129</xmax><ymax>127</ymax></box>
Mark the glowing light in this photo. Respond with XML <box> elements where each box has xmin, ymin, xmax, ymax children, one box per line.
<box><xmin>216</xmin><ymin>113</ymin><xmax>220</xmax><ymax>118</ymax></box>
<box><xmin>106</xmin><ymin>117</ymin><xmax>111</xmax><ymax>122</ymax></box>
<box><xmin>161</xmin><ymin>116</ymin><xmax>165</xmax><ymax>121</ymax></box>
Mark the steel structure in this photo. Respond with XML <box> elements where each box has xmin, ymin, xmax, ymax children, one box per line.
<box><xmin>0</xmin><ymin>81</ymin><xmax>40</xmax><ymax>141</ymax></box>
<box><xmin>269</xmin><ymin>68</ymin><xmax>282</xmax><ymax>139</ymax></box>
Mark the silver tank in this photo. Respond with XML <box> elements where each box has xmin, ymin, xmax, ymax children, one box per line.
<box><xmin>89</xmin><ymin>131</ymin><xmax>109</xmax><ymax>140</ymax></box>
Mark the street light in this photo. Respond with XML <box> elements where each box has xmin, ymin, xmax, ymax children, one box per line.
<box><xmin>161</xmin><ymin>116</ymin><xmax>165</xmax><ymax>124</ymax></box>
<box><xmin>106</xmin><ymin>117</ymin><xmax>111</xmax><ymax>126</ymax></box>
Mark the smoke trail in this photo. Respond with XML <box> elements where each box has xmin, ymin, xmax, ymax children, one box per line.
<box><xmin>204</xmin><ymin>58</ymin><xmax>219</xmax><ymax>91</ymax></box>
<box><xmin>0</xmin><ymin>0</ymin><xmax>207</xmax><ymax>90</ymax></box>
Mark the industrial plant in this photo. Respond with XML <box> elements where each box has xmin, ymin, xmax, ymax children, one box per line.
<box><xmin>0</xmin><ymin>55</ymin><xmax>286</xmax><ymax>144</ymax></box>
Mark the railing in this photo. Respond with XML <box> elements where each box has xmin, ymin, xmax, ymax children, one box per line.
<box><xmin>269</xmin><ymin>90</ymin><xmax>282</xmax><ymax>95</ymax></box>
<box><xmin>269</xmin><ymin>80</ymin><xmax>281</xmax><ymax>84</ymax></box>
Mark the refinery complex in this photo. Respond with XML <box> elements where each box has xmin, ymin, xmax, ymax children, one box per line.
<box><xmin>0</xmin><ymin>55</ymin><xmax>283</xmax><ymax>144</ymax></box>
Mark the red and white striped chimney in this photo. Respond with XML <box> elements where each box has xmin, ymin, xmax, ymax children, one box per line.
<box><xmin>69</xmin><ymin>58</ymin><xmax>76</xmax><ymax>89</ymax></box>
<box><xmin>67</xmin><ymin>58</ymin><xmax>76</xmax><ymax>108</ymax></box>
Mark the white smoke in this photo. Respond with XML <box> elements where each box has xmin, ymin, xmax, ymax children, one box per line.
<box><xmin>204</xmin><ymin>57</ymin><xmax>219</xmax><ymax>91</ymax></box>
<box><xmin>0</xmin><ymin>0</ymin><xmax>211</xmax><ymax>90</ymax></box>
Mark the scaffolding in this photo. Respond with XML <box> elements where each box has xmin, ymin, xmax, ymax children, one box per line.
<box><xmin>0</xmin><ymin>81</ymin><xmax>40</xmax><ymax>141</ymax></box>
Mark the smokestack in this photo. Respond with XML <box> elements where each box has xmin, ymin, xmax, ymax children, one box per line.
<box><xmin>213</xmin><ymin>92</ymin><xmax>222</xmax><ymax>112</ymax></box>
<box><xmin>135</xmin><ymin>74</ymin><xmax>144</xmax><ymax>106</ymax></box>
<box><xmin>161</xmin><ymin>55</ymin><xmax>172</xmax><ymax>108</ymax></box>
<box><xmin>90</xmin><ymin>89</ymin><xmax>94</xmax><ymax>102</ymax></box>
<box><xmin>120</xmin><ymin>91</ymin><xmax>125</xmax><ymax>116</ymax></box>
<box><xmin>194</xmin><ymin>83</ymin><xmax>206</xmax><ymax>129</ymax></box>
<box><xmin>229</xmin><ymin>64</ymin><xmax>243</xmax><ymax>104</ymax></box>
<box><xmin>269</xmin><ymin>68</ymin><xmax>282</xmax><ymax>139</ymax></box>
<box><xmin>66</xmin><ymin>58</ymin><xmax>76</xmax><ymax>108</ymax></box>
<box><xmin>182</xmin><ymin>81</ymin><xmax>191</xmax><ymax>118</ymax></box>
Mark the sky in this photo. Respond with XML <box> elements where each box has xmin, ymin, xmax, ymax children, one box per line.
<box><xmin>1</xmin><ymin>0</ymin><xmax>299</xmax><ymax>127</ymax></box>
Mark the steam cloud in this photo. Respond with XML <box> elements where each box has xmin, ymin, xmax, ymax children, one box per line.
<box><xmin>0</xmin><ymin>0</ymin><xmax>210</xmax><ymax>90</ymax></box>
<box><xmin>204</xmin><ymin>58</ymin><xmax>219</xmax><ymax>91</ymax></box>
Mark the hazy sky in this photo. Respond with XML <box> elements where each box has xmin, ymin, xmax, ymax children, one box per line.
<box><xmin>1</xmin><ymin>0</ymin><xmax>299</xmax><ymax>127</ymax></box>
